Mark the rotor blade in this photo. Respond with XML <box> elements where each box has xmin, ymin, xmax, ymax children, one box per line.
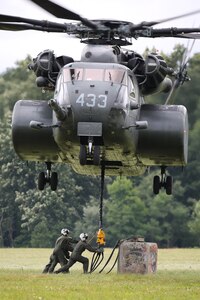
<box><xmin>131</xmin><ymin>9</ymin><xmax>200</xmax><ymax>30</ymax></box>
<box><xmin>0</xmin><ymin>22</ymin><xmax>34</xmax><ymax>31</ymax></box>
<box><xmin>0</xmin><ymin>22</ymin><xmax>65</xmax><ymax>32</ymax></box>
<box><xmin>148</xmin><ymin>9</ymin><xmax>200</xmax><ymax>26</ymax></box>
<box><xmin>138</xmin><ymin>27</ymin><xmax>200</xmax><ymax>38</ymax></box>
<box><xmin>176</xmin><ymin>33</ymin><xmax>200</xmax><ymax>39</ymax></box>
<box><xmin>0</xmin><ymin>14</ymin><xmax>66</xmax><ymax>30</ymax></box>
<box><xmin>165</xmin><ymin>41</ymin><xmax>194</xmax><ymax>105</ymax></box>
<box><xmin>29</xmin><ymin>0</ymin><xmax>97</xmax><ymax>29</ymax></box>
<box><xmin>181</xmin><ymin>39</ymin><xmax>195</xmax><ymax>69</ymax></box>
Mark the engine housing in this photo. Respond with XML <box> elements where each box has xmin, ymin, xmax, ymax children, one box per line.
<box><xmin>137</xmin><ymin>104</ymin><xmax>188</xmax><ymax>166</ymax></box>
<box><xmin>12</xmin><ymin>100</ymin><xmax>60</xmax><ymax>162</ymax></box>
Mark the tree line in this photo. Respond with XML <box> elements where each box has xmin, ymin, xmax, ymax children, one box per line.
<box><xmin>1</xmin><ymin>47</ymin><xmax>200</xmax><ymax>248</ymax></box>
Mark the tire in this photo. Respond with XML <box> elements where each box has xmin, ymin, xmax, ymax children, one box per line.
<box><xmin>166</xmin><ymin>175</ymin><xmax>173</xmax><ymax>195</ymax></box>
<box><xmin>50</xmin><ymin>172</ymin><xmax>58</xmax><ymax>191</ymax></box>
<box><xmin>38</xmin><ymin>172</ymin><xmax>46</xmax><ymax>190</ymax></box>
<box><xmin>79</xmin><ymin>145</ymin><xmax>87</xmax><ymax>165</ymax></box>
<box><xmin>153</xmin><ymin>175</ymin><xmax>160</xmax><ymax>195</ymax></box>
<box><xmin>93</xmin><ymin>146</ymin><xmax>100</xmax><ymax>165</ymax></box>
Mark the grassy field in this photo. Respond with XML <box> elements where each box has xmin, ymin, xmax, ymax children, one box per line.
<box><xmin>0</xmin><ymin>248</ymin><xmax>200</xmax><ymax>299</ymax></box>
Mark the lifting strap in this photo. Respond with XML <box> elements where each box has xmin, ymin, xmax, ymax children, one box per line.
<box><xmin>99</xmin><ymin>240</ymin><xmax>120</xmax><ymax>274</ymax></box>
<box><xmin>90</xmin><ymin>252</ymin><xmax>104</xmax><ymax>273</ymax></box>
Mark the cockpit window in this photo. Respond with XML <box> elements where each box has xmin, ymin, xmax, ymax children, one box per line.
<box><xmin>84</xmin><ymin>69</ymin><xmax>104</xmax><ymax>81</ymax></box>
<box><xmin>62</xmin><ymin>67</ymin><xmax>127</xmax><ymax>85</ymax></box>
<box><xmin>63</xmin><ymin>68</ymin><xmax>83</xmax><ymax>81</ymax></box>
<box><xmin>104</xmin><ymin>69</ymin><xmax>126</xmax><ymax>85</ymax></box>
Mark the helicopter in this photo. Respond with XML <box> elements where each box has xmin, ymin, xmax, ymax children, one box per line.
<box><xmin>1</xmin><ymin>0</ymin><xmax>200</xmax><ymax>195</ymax></box>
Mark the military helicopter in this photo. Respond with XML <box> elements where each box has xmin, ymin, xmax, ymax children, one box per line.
<box><xmin>1</xmin><ymin>0</ymin><xmax>200</xmax><ymax>195</ymax></box>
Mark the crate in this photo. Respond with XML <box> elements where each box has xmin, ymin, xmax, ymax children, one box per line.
<box><xmin>118</xmin><ymin>238</ymin><xmax>158</xmax><ymax>274</ymax></box>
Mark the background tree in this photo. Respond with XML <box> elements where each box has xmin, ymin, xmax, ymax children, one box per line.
<box><xmin>105</xmin><ymin>177</ymin><xmax>147</xmax><ymax>245</ymax></box>
<box><xmin>104</xmin><ymin>175</ymin><xmax>191</xmax><ymax>247</ymax></box>
<box><xmin>0</xmin><ymin>114</ymin><xmax>21</xmax><ymax>246</ymax></box>
<box><xmin>188</xmin><ymin>200</ymin><xmax>200</xmax><ymax>246</ymax></box>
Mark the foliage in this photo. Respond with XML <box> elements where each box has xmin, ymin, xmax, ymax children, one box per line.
<box><xmin>0</xmin><ymin>114</ymin><xmax>21</xmax><ymax>246</ymax></box>
<box><xmin>0</xmin><ymin>57</ymin><xmax>53</xmax><ymax>119</ymax></box>
<box><xmin>74</xmin><ymin>196</ymin><xmax>100</xmax><ymax>240</ymax></box>
<box><xmin>188</xmin><ymin>200</ymin><xmax>200</xmax><ymax>245</ymax></box>
<box><xmin>105</xmin><ymin>177</ymin><xmax>147</xmax><ymax>245</ymax></box>
<box><xmin>105</xmin><ymin>175</ymin><xmax>191</xmax><ymax>247</ymax></box>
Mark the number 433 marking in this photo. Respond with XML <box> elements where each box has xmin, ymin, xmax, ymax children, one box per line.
<box><xmin>76</xmin><ymin>93</ymin><xmax>107</xmax><ymax>108</ymax></box>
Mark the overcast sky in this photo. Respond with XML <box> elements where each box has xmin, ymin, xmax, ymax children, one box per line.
<box><xmin>1</xmin><ymin>0</ymin><xmax>200</xmax><ymax>73</ymax></box>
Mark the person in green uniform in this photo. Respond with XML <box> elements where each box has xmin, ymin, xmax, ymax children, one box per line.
<box><xmin>42</xmin><ymin>228</ymin><xmax>78</xmax><ymax>273</ymax></box>
<box><xmin>54</xmin><ymin>232</ymin><xmax>100</xmax><ymax>274</ymax></box>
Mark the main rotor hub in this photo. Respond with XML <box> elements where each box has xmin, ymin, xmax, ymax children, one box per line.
<box><xmin>76</xmin><ymin>19</ymin><xmax>133</xmax><ymax>46</ymax></box>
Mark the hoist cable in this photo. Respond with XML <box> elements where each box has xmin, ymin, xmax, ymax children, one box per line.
<box><xmin>89</xmin><ymin>164</ymin><xmax>106</xmax><ymax>274</ymax></box>
<box><xmin>99</xmin><ymin>164</ymin><xmax>105</xmax><ymax>229</ymax></box>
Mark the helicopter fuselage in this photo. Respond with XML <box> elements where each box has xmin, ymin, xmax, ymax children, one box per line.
<box><xmin>52</xmin><ymin>62</ymin><xmax>145</xmax><ymax>175</ymax></box>
<box><xmin>12</xmin><ymin>61</ymin><xmax>188</xmax><ymax>179</ymax></box>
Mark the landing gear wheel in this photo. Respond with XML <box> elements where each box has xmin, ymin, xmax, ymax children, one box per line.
<box><xmin>38</xmin><ymin>172</ymin><xmax>46</xmax><ymax>190</ymax></box>
<box><xmin>165</xmin><ymin>175</ymin><xmax>173</xmax><ymax>195</ymax></box>
<box><xmin>50</xmin><ymin>172</ymin><xmax>58</xmax><ymax>191</ymax></box>
<box><xmin>93</xmin><ymin>146</ymin><xmax>100</xmax><ymax>165</ymax></box>
<box><xmin>79</xmin><ymin>145</ymin><xmax>87</xmax><ymax>165</ymax></box>
<box><xmin>153</xmin><ymin>175</ymin><xmax>160</xmax><ymax>195</ymax></box>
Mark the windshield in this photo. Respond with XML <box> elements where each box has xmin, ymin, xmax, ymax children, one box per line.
<box><xmin>104</xmin><ymin>69</ymin><xmax>126</xmax><ymax>84</ymax></box>
<box><xmin>63</xmin><ymin>68</ymin><xmax>127</xmax><ymax>85</ymax></box>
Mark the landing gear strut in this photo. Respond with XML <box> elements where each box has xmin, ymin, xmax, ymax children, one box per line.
<box><xmin>153</xmin><ymin>166</ymin><xmax>173</xmax><ymax>195</ymax></box>
<box><xmin>38</xmin><ymin>162</ymin><xmax>58</xmax><ymax>191</ymax></box>
<box><xmin>79</xmin><ymin>137</ymin><xmax>101</xmax><ymax>166</ymax></box>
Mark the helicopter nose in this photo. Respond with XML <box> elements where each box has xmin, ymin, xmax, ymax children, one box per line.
<box><xmin>70</xmin><ymin>86</ymin><xmax>114</xmax><ymax>121</ymax></box>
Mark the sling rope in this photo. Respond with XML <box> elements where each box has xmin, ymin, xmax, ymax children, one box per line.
<box><xmin>98</xmin><ymin>240</ymin><xmax>120</xmax><ymax>274</ymax></box>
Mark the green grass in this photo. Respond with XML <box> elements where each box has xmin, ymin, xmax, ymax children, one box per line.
<box><xmin>0</xmin><ymin>248</ymin><xmax>200</xmax><ymax>299</ymax></box>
